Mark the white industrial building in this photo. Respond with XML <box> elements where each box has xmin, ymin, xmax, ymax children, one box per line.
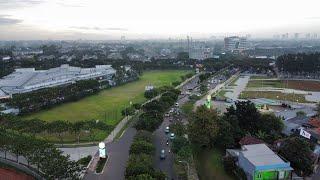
<box><xmin>224</xmin><ymin>36</ymin><xmax>247</xmax><ymax>52</ymax></box>
<box><xmin>0</xmin><ymin>64</ymin><xmax>116</xmax><ymax>97</ymax></box>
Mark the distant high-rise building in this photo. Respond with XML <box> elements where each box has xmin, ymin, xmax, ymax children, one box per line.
<box><xmin>224</xmin><ymin>36</ymin><xmax>247</xmax><ymax>52</ymax></box>
<box><xmin>246</xmin><ymin>34</ymin><xmax>251</xmax><ymax>39</ymax></box>
<box><xmin>312</xmin><ymin>33</ymin><xmax>318</xmax><ymax>39</ymax></box>
<box><xmin>306</xmin><ymin>33</ymin><xmax>311</xmax><ymax>39</ymax></box>
<box><xmin>294</xmin><ymin>33</ymin><xmax>299</xmax><ymax>39</ymax></box>
<box><xmin>273</xmin><ymin>34</ymin><xmax>280</xmax><ymax>39</ymax></box>
<box><xmin>187</xmin><ymin>36</ymin><xmax>190</xmax><ymax>53</ymax></box>
<box><xmin>121</xmin><ymin>36</ymin><xmax>126</xmax><ymax>41</ymax></box>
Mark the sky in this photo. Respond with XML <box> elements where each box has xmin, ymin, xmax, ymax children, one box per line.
<box><xmin>0</xmin><ymin>0</ymin><xmax>320</xmax><ymax>40</ymax></box>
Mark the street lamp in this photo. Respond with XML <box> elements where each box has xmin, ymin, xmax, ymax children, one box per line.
<box><xmin>179</xmin><ymin>160</ymin><xmax>190</xmax><ymax>180</ymax></box>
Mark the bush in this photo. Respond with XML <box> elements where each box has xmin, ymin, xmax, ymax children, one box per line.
<box><xmin>134</xmin><ymin>130</ymin><xmax>153</xmax><ymax>143</ymax></box>
<box><xmin>169</xmin><ymin>122</ymin><xmax>186</xmax><ymax>136</ymax></box>
<box><xmin>172</xmin><ymin>81</ymin><xmax>182</xmax><ymax>86</ymax></box>
<box><xmin>176</xmin><ymin>145</ymin><xmax>192</xmax><ymax>160</ymax></box>
<box><xmin>129</xmin><ymin>141</ymin><xmax>155</xmax><ymax>155</ymax></box>
<box><xmin>96</xmin><ymin>156</ymin><xmax>107</xmax><ymax>173</ymax></box>
<box><xmin>77</xmin><ymin>155</ymin><xmax>92</xmax><ymax>166</ymax></box>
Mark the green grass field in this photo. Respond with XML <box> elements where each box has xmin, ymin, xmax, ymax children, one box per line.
<box><xmin>194</xmin><ymin>147</ymin><xmax>234</xmax><ymax>180</ymax></box>
<box><xmin>228</xmin><ymin>77</ymin><xmax>240</xmax><ymax>86</ymax></box>
<box><xmin>246</xmin><ymin>80</ymin><xmax>285</xmax><ymax>88</ymax></box>
<box><xmin>216</xmin><ymin>90</ymin><xmax>232</xmax><ymax>98</ymax></box>
<box><xmin>23</xmin><ymin>71</ymin><xmax>189</xmax><ymax>142</ymax></box>
<box><xmin>239</xmin><ymin>91</ymin><xmax>308</xmax><ymax>103</ymax></box>
<box><xmin>250</xmin><ymin>76</ymin><xmax>273</xmax><ymax>79</ymax></box>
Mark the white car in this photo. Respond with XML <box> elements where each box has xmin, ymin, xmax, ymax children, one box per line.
<box><xmin>185</xmin><ymin>91</ymin><xmax>191</xmax><ymax>95</ymax></box>
<box><xmin>165</xmin><ymin>113</ymin><xmax>170</xmax><ymax>117</ymax></box>
<box><xmin>169</xmin><ymin>108</ymin><xmax>174</xmax><ymax>113</ymax></box>
<box><xmin>175</xmin><ymin>103</ymin><xmax>179</xmax><ymax>107</ymax></box>
<box><xmin>196</xmin><ymin>93</ymin><xmax>201</xmax><ymax>97</ymax></box>
<box><xmin>170</xmin><ymin>133</ymin><xmax>175</xmax><ymax>140</ymax></box>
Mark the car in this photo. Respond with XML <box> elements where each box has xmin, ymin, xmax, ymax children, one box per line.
<box><xmin>165</xmin><ymin>126</ymin><xmax>170</xmax><ymax>133</ymax></box>
<box><xmin>169</xmin><ymin>117</ymin><xmax>173</xmax><ymax>121</ymax></box>
<box><xmin>226</xmin><ymin>99</ymin><xmax>233</xmax><ymax>103</ymax></box>
<box><xmin>186</xmin><ymin>91</ymin><xmax>191</xmax><ymax>95</ymax></box>
<box><xmin>170</xmin><ymin>133</ymin><xmax>175</xmax><ymax>140</ymax></box>
<box><xmin>175</xmin><ymin>103</ymin><xmax>179</xmax><ymax>107</ymax></box>
<box><xmin>308</xmin><ymin>93</ymin><xmax>312</xmax><ymax>95</ymax></box>
<box><xmin>196</xmin><ymin>93</ymin><xmax>201</xmax><ymax>96</ymax></box>
<box><xmin>165</xmin><ymin>113</ymin><xmax>170</xmax><ymax>117</ymax></box>
<box><xmin>160</xmin><ymin>150</ymin><xmax>166</xmax><ymax>159</ymax></box>
<box><xmin>169</xmin><ymin>108</ymin><xmax>174</xmax><ymax>113</ymax></box>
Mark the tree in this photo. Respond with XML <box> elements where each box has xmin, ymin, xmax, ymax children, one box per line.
<box><xmin>225</xmin><ymin>101</ymin><xmax>260</xmax><ymax>134</ymax></box>
<box><xmin>177</xmin><ymin>52</ymin><xmax>189</xmax><ymax>60</ymax></box>
<box><xmin>84</xmin><ymin>120</ymin><xmax>111</xmax><ymax>143</ymax></box>
<box><xmin>296</xmin><ymin>111</ymin><xmax>306</xmax><ymax>116</ymax></box>
<box><xmin>121</xmin><ymin>106</ymin><xmax>136</xmax><ymax>116</ymax></box>
<box><xmin>47</xmin><ymin>120</ymin><xmax>69</xmax><ymax>145</ymax></box>
<box><xmin>144</xmin><ymin>89</ymin><xmax>159</xmax><ymax>99</ymax></box>
<box><xmin>200</xmin><ymin>84</ymin><xmax>208</xmax><ymax>93</ymax></box>
<box><xmin>169</xmin><ymin>122</ymin><xmax>186</xmax><ymax>136</ymax></box>
<box><xmin>257</xmin><ymin>114</ymin><xmax>284</xmax><ymax>135</ymax></box>
<box><xmin>129</xmin><ymin>141</ymin><xmax>155</xmax><ymax>155</ymax></box>
<box><xmin>278</xmin><ymin>137</ymin><xmax>314</xmax><ymax>176</ymax></box>
<box><xmin>172</xmin><ymin>136</ymin><xmax>189</xmax><ymax>153</ymax></box>
<box><xmin>133</xmin><ymin>103</ymin><xmax>141</xmax><ymax>110</ymax></box>
<box><xmin>71</xmin><ymin>121</ymin><xmax>85</xmax><ymax>142</ymax></box>
<box><xmin>134</xmin><ymin>130</ymin><xmax>153</xmax><ymax>143</ymax></box>
<box><xmin>188</xmin><ymin>106</ymin><xmax>219</xmax><ymax>148</ymax></box>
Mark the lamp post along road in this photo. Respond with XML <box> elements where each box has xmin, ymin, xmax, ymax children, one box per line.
<box><xmin>179</xmin><ymin>160</ymin><xmax>190</xmax><ymax>180</ymax></box>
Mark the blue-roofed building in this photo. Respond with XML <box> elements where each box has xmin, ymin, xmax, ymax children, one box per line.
<box><xmin>238</xmin><ymin>144</ymin><xmax>293</xmax><ymax>180</ymax></box>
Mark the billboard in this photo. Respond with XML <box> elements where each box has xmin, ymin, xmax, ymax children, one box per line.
<box><xmin>300</xmin><ymin>129</ymin><xmax>311</xmax><ymax>139</ymax></box>
<box><xmin>99</xmin><ymin>142</ymin><xmax>106</xmax><ymax>158</ymax></box>
<box><xmin>145</xmin><ymin>86</ymin><xmax>154</xmax><ymax>91</ymax></box>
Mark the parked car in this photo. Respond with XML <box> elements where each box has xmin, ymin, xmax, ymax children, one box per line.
<box><xmin>196</xmin><ymin>93</ymin><xmax>201</xmax><ymax>97</ymax></box>
<box><xmin>165</xmin><ymin>113</ymin><xmax>170</xmax><ymax>117</ymax></box>
<box><xmin>186</xmin><ymin>91</ymin><xmax>191</xmax><ymax>95</ymax></box>
<box><xmin>165</xmin><ymin>126</ymin><xmax>170</xmax><ymax>133</ymax></box>
<box><xmin>160</xmin><ymin>150</ymin><xmax>166</xmax><ymax>159</ymax></box>
<box><xmin>170</xmin><ymin>133</ymin><xmax>175</xmax><ymax>140</ymax></box>
<box><xmin>175</xmin><ymin>103</ymin><xmax>179</xmax><ymax>107</ymax></box>
<box><xmin>169</xmin><ymin>108</ymin><xmax>174</xmax><ymax>113</ymax></box>
<box><xmin>169</xmin><ymin>117</ymin><xmax>173</xmax><ymax>122</ymax></box>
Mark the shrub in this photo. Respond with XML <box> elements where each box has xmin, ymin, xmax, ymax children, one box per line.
<box><xmin>129</xmin><ymin>141</ymin><xmax>155</xmax><ymax>155</ymax></box>
<box><xmin>77</xmin><ymin>155</ymin><xmax>92</xmax><ymax>166</ymax></box>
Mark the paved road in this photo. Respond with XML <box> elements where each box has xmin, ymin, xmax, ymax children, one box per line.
<box><xmin>152</xmin><ymin>77</ymin><xmax>199</xmax><ymax>179</ymax></box>
<box><xmin>83</xmin><ymin>115</ymin><xmax>139</xmax><ymax>180</ymax></box>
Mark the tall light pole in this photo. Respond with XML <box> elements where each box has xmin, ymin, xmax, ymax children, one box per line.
<box><xmin>179</xmin><ymin>160</ymin><xmax>190</xmax><ymax>180</ymax></box>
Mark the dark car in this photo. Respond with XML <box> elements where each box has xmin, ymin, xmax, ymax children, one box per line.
<box><xmin>160</xmin><ymin>150</ymin><xmax>166</xmax><ymax>159</ymax></box>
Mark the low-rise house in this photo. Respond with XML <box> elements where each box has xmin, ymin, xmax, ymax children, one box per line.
<box><xmin>239</xmin><ymin>144</ymin><xmax>293</xmax><ymax>180</ymax></box>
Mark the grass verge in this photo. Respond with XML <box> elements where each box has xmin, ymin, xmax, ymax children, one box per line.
<box><xmin>228</xmin><ymin>76</ymin><xmax>240</xmax><ymax>86</ymax></box>
<box><xmin>193</xmin><ymin>147</ymin><xmax>234</xmax><ymax>180</ymax></box>
<box><xmin>216</xmin><ymin>90</ymin><xmax>232</xmax><ymax>98</ymax></box>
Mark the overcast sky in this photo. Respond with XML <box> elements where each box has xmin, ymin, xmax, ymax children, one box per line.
<box><xmin>0</xmin><ymin>0</ymin><xmax>320</xmax><ymax>40</ymax></box>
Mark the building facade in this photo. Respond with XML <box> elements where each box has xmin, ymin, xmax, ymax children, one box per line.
<box><xmin>224</xmin><ymin>36</ymin><xmax>247</xmax><ymax>52</ymax></box>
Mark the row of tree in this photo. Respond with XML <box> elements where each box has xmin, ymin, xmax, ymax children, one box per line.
<box><xmin>8</xmin><ymin>79</ymin><xmax>101</xmax><ymax>115</ymax></box>
<box><xmin>0</xmin><ymin>114</ymin><xmax>112</xmax><ymax>143</ymax></box>
<box><xmin>125</xmin><ymin>130</ymin><xmax>166</xmax><ymax>179</ymax></box>
<box><xmin>276</xmin><ymin>52</ymin><xmax>320</xmax><ymax>74</ymax></box>
<box><xmin>0</xmin><ymin>130</ymin><xmax>84</xmax><ymax>179</ymax></box>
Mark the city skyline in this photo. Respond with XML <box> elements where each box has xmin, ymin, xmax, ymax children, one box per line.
<box><xmin>1</xmin><ymin>0</ymin><xmax>320</xmax><ymax>40</ymax></box>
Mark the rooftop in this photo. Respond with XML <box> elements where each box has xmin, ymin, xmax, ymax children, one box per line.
<box><xmin>242</xmin><ymin>144</ymin><xmax>289</xmax><ymax>167</ymax></box>
<box><xmin>239</xmin><ymin>135</ymin><xmax>264</xmax><ymax>146</ymax></box>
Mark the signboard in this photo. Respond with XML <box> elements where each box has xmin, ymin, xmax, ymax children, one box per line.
<box><xmin>206</xmin><ymin>95</ymin><xmax>211</xmax><ymax>109</ymax></box>
<box><xmin>145</xmin><ymin>86</ymin><xmax>154</xmax><ymax>91</ymax></box>
<box><xmin>99</xmin><ymin>142</ymin><xmax>106</xmax><ymax>158</ymax></box>
<box><xmin>300</xmin><ymin>129</ymin><xmax>311</xmax><ymax>139</ymax></box>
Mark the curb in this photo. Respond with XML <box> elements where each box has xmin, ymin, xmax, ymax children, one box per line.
<box><xmin>94</xmin><ymin>155</ymin><xmax>110</xmax><ymax>175</ymax></box>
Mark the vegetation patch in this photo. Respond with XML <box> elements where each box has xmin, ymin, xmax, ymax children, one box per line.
<box><xmin>228</xmin><ymin>76</ymin><xmax>240</xmax><ymax>86</ymax></box>
<box><xmin>77</xmin><ymin>155</ymin><xmax>92</xmax><ymax>166</ymax></box>
<box><xmin>95</xmin><ymin>156</ymin><xmax>108</xmax><ymax>174</ymax></box>
<box><xmin>250</xmin><ymin>76</ymin><xmax>272</xmax><ymax>79</ymax></box>
<box><xmin>239</xmin><ymin>91</ymin><xmax>308</xmax><ymax>103</ymax></box>
<box><xmin>216</xmin><ymin>90</ymin><xmax>232</xmax><ymax>98</ymax></box>
<box><xmin>247</xmin><ymin>79</ymin><xmax>320</xmax><ymax>91</ymax></box>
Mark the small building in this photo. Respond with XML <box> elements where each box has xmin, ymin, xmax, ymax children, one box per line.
<box><xmin>238</xmin><ymin>144</ymin><xmax>293</xmax><ymax>180</ymax></box>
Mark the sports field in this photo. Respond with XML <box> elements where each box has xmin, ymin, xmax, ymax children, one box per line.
<box><xmin>24</xmin><ymin>71</ymin><xmax>189</xmax><ymax>125</ymax></box>
<box><xmin>247</xmin><ymin>80</ymin><xmax>320</xmax><ymax>91</ymax></box>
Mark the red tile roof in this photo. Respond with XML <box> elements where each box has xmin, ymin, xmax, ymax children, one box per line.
<box><xmin>309</xmin><ymin>117</ymin><xmax>320</xmax><ymax>128</ymax></box>
<box><xmin>239</xmin><ymin>135</ymin><xmax>264</xmax><ymax>145</ymax></box>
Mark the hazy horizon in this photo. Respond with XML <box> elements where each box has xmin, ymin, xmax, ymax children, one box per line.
<box><xmin>1</xmin><ymin>0</ymin><xmax>320</xmax><ymax>40</ymax></box>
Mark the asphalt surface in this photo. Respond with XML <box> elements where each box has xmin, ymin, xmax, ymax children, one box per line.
<box><xmin>83</xmin><ymin>115</ymin><xmax>140</xmax><ymax>180</ymax></box>
<box><xmin>152</xmin><ymin>77</ymin><xmax>199</xmax><ymax>179</ymax></box>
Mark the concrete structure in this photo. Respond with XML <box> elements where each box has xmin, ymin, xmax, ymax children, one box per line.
<box><xmin>0</xmin><ymin>64</ymin><xmax>116</xmax><ymax>97</ymax></box>
<box><xmin>224</xmin><ymin>36</ymin><xmax>247</xmax><ymax>52</ymax></box>
<box><xmin>238</xmin><ymin>144</ymin><xmax>292</xmax><ymax>180</ymax></box>
<box><xmin>189</xmin><ymin>48</ymin><xmax>210</xmax><ymax>60</ymax></box>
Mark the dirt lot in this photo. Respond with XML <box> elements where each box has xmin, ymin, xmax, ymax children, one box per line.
<box><xmin>0</xmin><ymin>167</ymin><xmax>34</xmax><ymax>180</ymax></box>
<box><xmin>288</xmin><ymin>80</ymin><xmax>320</xmax><ymax>91</ymax></box>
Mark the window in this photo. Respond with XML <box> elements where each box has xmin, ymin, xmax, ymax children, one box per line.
<box><xmin>257</xmin><ymin>173</ymin><xmax>262</xmax><ymax>179</ymax></box>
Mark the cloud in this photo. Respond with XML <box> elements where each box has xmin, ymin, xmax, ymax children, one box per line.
<box><xmin>70</xmin><ymin>26</ymin><xmax>128</xmax><ymax>31</ymax></box>
<box><xmin>0</xmin><ymin>0</ymin><xmax>44</xmax><ymax>9</ymax></box>
<box><xmin>0</xmin><ymin>15</ymin><xmax>23</xmax><ymax>25</ymax></box>
<box><xmin>305</xmin><ymin>17</ymin><xmax>320</xmax><ymax>20</ymax></box>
